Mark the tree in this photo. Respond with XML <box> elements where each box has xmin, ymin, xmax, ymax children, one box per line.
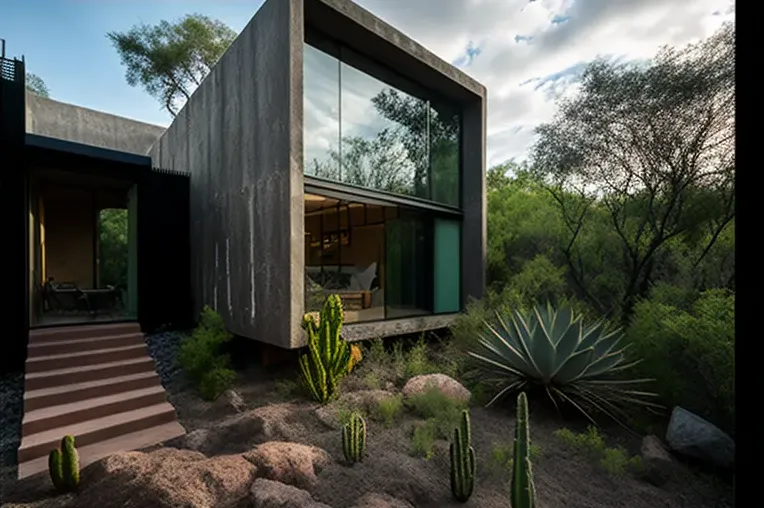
<box><xmin>107</xmin><ymin>14</ymin><xmax>236</xmax><ymax>117</ymax></box>
<box><xmin>531</xmin><ymin>23</ymin><xmax>735</xmax><ymax>320</ymax></box>
<box><xmin>26</xmin><ymin>72</ymin><xmax>50</xmax><ymax>97</ymax></box>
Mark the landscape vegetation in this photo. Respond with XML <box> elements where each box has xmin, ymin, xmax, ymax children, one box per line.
<box><xmin>3</xmin><ymin>13</ymin><xmax>735</xmax><ymax>508</ymax></box>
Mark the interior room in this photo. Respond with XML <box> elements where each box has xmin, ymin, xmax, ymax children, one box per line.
<box><xmin>28</xmin><ymin>168</ymin><xmax>136</xmax><ymax>327</ymax></box>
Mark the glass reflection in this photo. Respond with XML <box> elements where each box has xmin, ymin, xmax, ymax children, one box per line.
<box><xmin>340</xmin><ymin>59</ymin><xmax>429</xmax><ymax>199</ymax></box>
<box><xmin>303</xmin><ymin>44</ymin><xmax>340</xmax><ymax>180</ymax></box>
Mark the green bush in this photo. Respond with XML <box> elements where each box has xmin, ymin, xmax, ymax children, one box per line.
<box><xmin>405</xmin><ymin>387</ymin><xmax>467</xmax><ymax>439</ymax></box>
<box><xmin>373</xmin><ymin>394</ymin><xmax>404</xmax><ymax>427</ymax></box>
<box><xmin>178</xmin><ymin>306</ymin><xmax>236</xmax><ymax>401</ymax></box>
<box><xmin>554</xmin><ymin>426</ymin><xmax>643</xmax><ymax>477</ymax></box>
<box><xmin>411</xmin><ymin>419</ymin><xmax>438</xmax><ymax>459</ymax></box>
<box><xmin>626</xmin><ymin>288</ymin><xmax>734</xmax><ymax>435</ymax></box>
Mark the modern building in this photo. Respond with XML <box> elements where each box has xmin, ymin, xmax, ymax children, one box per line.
<box><xmin>0</xmin><ymin>0</ymin><xmax>485</xmax><ymax>478</ymax></box>
<box><xmin>151</xmin><ymin>0</ymin><xmax>487</xmax><ymax>349</ymax></box>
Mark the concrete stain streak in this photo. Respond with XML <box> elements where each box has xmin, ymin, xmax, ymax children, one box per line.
<box><xmin>225</xmin><ymin>237</ymin><xmax>232</xmax><ymax>315</ymax></box>
<box><xmin>249</xmin><ymin>192</ymin><xmax>256</xmax><ymax>321</ymax></box>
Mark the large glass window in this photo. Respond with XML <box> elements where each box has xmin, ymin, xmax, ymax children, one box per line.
<box><xmin>303</xmin><ymin>40</ymin><xmax>461</xmax><ymax>207</ymax></box>
<box><xmin>433</xmin><ymin>218</ymin><xmax>461</xmax><ymax>313</ymax></box>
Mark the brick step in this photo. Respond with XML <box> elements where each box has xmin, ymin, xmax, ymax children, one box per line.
<box><xmin>22</xmin><ymin>385</ymin><xmax>168</xmax><ymax>436</ymax></box>
<box><xmin>25</xmin><ymin>344</ymin><xmax>148</xmax><ymax>374</ymax></box>
<box><xmin>18</xmin><ymin>402</ymin><xmax>180</xmax><ymax>464</ymax></box>
<box><xmin>29</xmin><ymin>322</ymin><xmax>141</xmax><ymax>344</ymax></box>
<box><xmin>26</xmin><ymin>333</ymin><xmax>146</xmax><ymax>358</ymax></box>
<box><xmin>25</xmin><ymin>357</ymin><xmax>156</xmax><ymax>391</ymax></box>
<box><xmin>17</xmin><ymin>421</ymin><xmax>187</xmax><ymax>479</ymax></box>
<box><xmin>24</xmin><ymin>371</ymin><xmax>163</xmax><ymax>412</ymax></box>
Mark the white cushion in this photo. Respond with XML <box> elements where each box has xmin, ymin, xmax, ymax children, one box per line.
<box><xmin>354</xmin><ymin>262</ymin><xmax>377</xmax><ymax>291</ymax></box>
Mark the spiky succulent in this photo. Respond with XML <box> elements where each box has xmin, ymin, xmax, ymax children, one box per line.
<box><xmin>468</xmin><ymin>303</ymin><xmax>658</xmax><ymax>425</ymax></box>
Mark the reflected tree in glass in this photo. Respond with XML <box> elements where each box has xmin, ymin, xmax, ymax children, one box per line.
<box><xmin>303</xmin><ymin>44</ymin><xmax>341</xmax><ymax>180</ymax></box>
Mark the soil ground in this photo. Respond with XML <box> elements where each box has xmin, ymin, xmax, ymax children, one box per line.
<box><xmin>1</xmin><ymin>363</ymin><xmax>733</xmax><ymax>508</ymax></box>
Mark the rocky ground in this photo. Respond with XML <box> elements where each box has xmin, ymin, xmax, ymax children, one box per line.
<box><xmin>1</xmin><ymin>364</ymin><xmax>734</xmax><ymax>508</ymax></box>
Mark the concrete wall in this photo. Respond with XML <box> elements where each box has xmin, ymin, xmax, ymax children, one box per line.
<box><xmin>148</xmin><ymin>0</ymin><xmax>305</xmax><ymax>348</ymax></box>
<box><xmin>26</xmin><ymin>92</ymin><xmax>165</xmax><ymax>155</ymax></box>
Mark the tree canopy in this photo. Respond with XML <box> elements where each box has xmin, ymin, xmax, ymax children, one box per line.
<box><xmin>107</xmin><ymin>14</ymin><xmax>236</xmax><ymax>117</ymax></box>
<box><xmin>25</xmin><ymin>72</ymin><xmax>50</xmax><ymax>98</ymax></box>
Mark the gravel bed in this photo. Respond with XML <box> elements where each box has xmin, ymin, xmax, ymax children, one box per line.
<box><xmin>144</xmin><ymin>330</ymin><xmax>190</xmax><ymax>393</ymax></box>
<box><xmin>0</xmin><ymin>370</ymin><xmax>24</xmax><ymax>490</ymax></box>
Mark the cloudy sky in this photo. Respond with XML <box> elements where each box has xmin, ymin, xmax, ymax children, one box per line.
<box><xmin>2</xmin><ymin>0</ymin><xmax>734</xmax><ymax>166</ymax></box>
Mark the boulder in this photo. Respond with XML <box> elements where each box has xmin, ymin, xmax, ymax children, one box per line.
<box><xmin>402</xmin><ymin>374</ymin><xmax>470</xmax><ymax>403</ymax></box>
<box><xmin>640</xmin><ymin>435</ymin><xmax>679</xmax><ymax>486</ymax></box>
<box><xmin>224</xmin><ymin>388</ymin><xmax>247</xmax><ymax>413</ymax></box>
<box><xmin>666</xmin><ymin>406</ymin><xmax>735</xmax><ymax>468</ymax></box>
<box><xmin>351</xmin><ymin>492</ymin><xmax>415</xmax><ymax>508</ymax></box>
<box><xmin>244</xmin><ymin>441</ymin><xmax>332</xmax><ymax>490</ymax></box>
<box><xmin>315</xmin><ymin>390</ymin><xmax>396</xmax><ymax>429</ymax></box>
<box><xmin>250</xmin><ymin>478</ymin><xmax>333</xmax><ymax>508</ymax></box>
<box><xmin>79</xmin><ymin>448</ymin><xmax>255</xmax><ymax>508</ymax></box>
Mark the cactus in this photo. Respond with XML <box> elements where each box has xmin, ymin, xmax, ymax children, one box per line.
<box><xmin>449</xmin><ymin>409</ymin><xmax>476</xmax><ymax>502</ymax></box>
<box><xmin>48</xmin><ymin>435</ymin><xmax>79</xmax><ymax>492</ymax></box>
<box><xmin>299</xmin><ymin>295</ymin><xmax>351</xmax><ymax>403</ymax></box>
<box><xmin>48</xmin><ymin>449</ymin><xmax>64</xmax><ymax>491</ymax></box>
<box><xmin>342</xmin><ymin>412</ymin><xmax>367</xmax><ymax>464</ymax></box>
<box><xmin>510</xmin><ymin>393</ymin><xmax>536</xmax><ymax>508</ymax></box>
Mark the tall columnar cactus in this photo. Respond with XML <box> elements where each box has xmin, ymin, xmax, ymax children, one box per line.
<box><xmin>511</xmin><ymin>393</ymin><xmax>536</xmax><ymax>508</ymax></box>
<box><xmin>299</xmin><ymin>295</ymin><xmax>350</xmax><ymax>403</ymax></box>
<box><xmin>48</xmin><ymin>435</ymin><xmax>80</xmax><ymax>492</ymax></box>
<box><xmin>450</xmin><ymin>409</ymin><xmax>476</xmax><ymax>502</ymax></box>
<box><xmin>342</xmin><ymin>411</ymin><xmax>367</xmax><ymax>464</ymax></box>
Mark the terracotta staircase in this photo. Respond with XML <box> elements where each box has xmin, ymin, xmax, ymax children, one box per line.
<box><xmin>17</xmin><ymin>322</ymin><xmax>186</xmax><ymax>479</ymax></box>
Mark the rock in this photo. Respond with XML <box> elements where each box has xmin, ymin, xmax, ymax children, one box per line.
<box><xmin>666</xmin><ymin>406</ymin><xmax>735</xmax><ymax>468</ymax></box>
<box><xmin>79</xmin><ymin>448</ymin><xmax>255</xmax><ymax>508</ymax></box>
<box><xmin>244</xmin><ymin>441</ymin><xmax>332</xmax><ymax>490</ymax></box>
<box><xmin>315</xmin><ymin>390</ymin><xmax>396</xmax><ymax>429</ymax></box>
<box><xmin>250</xmin><ymin>478</ymin><xmax>333</xmax><ymax>508</ymax></box>
<box><xmin>640</xmin><ymin>435</ymin><xmax>678</xmax><ymax>486</ymax></box>
<box><xmin>402</xmin><ymin>374</ymin><xmax>470</xmax><ymax>403</ymax></box>
<box><xmin>225</xmin><ymin>389</ymin><xmax>247</xmax><ymax>413</ymax></box>
<box><xmin>352</xmin><ymin>492</ymin><xmax>415</xmax><ymax>508</ymax></box>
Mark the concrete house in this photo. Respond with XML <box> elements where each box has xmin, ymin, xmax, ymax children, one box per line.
<box><xmin>0</xmin><ymin>0</ymin><xmax>485</xmax><ymax>479</ymax></box>
<box><xmin>151</xmin><ymin>0</ymin><xmax>487</xmax><ymax>349</ymax></box>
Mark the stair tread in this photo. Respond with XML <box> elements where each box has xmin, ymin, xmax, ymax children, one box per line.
<box><xmin>19</xmin><ymin>402</ymin><xmax>177</xmax><ymax>449</ymax></box>
<box><xmin>29</xmin><ymin>323</ymin><xmax>140</xmax><ymax>338</ymax></box>
<box><xmin>18</xmin><ymin>421</ymin><xmax>186</xmax><ymax>479</ymax></box>
<box><xmin>23</xmin><ymin>385</ymin><xmax>167</xmax><ymax>423</ymax></box>
<box><xmin>28</xmin><ymin>333</ymin><xmax>144</xmax><ymax>349</ymax></box>
<box><xmin>24</xmin><ymin>372</ymin><xmax>160</xmax><ymax>400</ymax></box>
<box><xmin>25</xmin><ymin>356</ymin><xmax>155</xmax><ymax>379</ymax></box>
<box><xmin>26</xmin><ymin>343</ymin><xmax>146</xmax><ymax>363</ymax></box>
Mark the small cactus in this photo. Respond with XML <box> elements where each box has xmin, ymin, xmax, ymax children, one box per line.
<box><xmin>511</xmin><ymin>393</ymin><xmax>536</xmax><ymax>508</ymax></box>
<box><xmin>342</xmin><ymin>412</ymin><xmax>367</xmax><ymax>464</ymax></box>
<box><xmin>449</xmin><ymin>409</ymin><xmax>476</xmax><ymax>502</ymax></box>
<box><xmin>48</xmin><ymin>435</ymin><xmax>79</xmax><ymax>492</ymax></box>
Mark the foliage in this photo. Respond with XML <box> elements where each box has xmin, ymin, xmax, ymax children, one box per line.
<box><xmin>405</xmin><ymin>387</ymin><xmax>468</xmax><ymax>439</ymax></box>
<box><xmin>469</xmin><ymin>303</ymin><xmax>659</xmax><ymax>426</ymax></box>
<box><xmin>626</xmin><ymin>288</ymin><xmax>735</xmax><ymax>434</ymax></box>
<box><xmin>511</xmin><ymin>393</ymin><xmax>536</xmax><ymax>508</ymax></box>
<box><xmin>48</xmin><ymin>435</ymin><xmax>79</xmax><ymax>492</ymax></box>
<box><xmin>178</xmin><ymin>306</ymin><xmax>236</xmax><ymax>401</ymax></box>
<box><xmin>348</xmin><ymin>344</ymin><xmax>363</xmax><ymax>374</ymax></box>
<box><xmin>531</xmin><ymin>23</ymin><xmax>735</xmax><ymax>320</ymax></box>
<box><xmin>491</xmin><ymin>442</ymin><xmax>542</xmax><ymax>474</ymax></box>
<box><xmin>373</xmin><ymin>394</ymin><xmax>403</xmax><ymax>427</ymax></box>
<box><xmin>342</xmin><ymin>412</ymin><xmax>367</xmax><ymax>464</ymax></box>
<box><xmin>98</xmin><ymin>209</ymin><xmax>128</xmax><ymax>288</ymax></box>
<box><xmin>299</xmin><ymin>295</ymin><xmax>351</xmax><ymax>403</ymax></box>
<box><xmin>107</xmin><ymin>14</ymin><xmax>236</xmax><ymax>116</ymax></box>
<box><xmin>26</xmin><ymin>72</ymin><xmax>50</xmax><ymax>98</ymax></box>
<box><xmin>410</xmin><ymin>419</ymin><xmax>438</xmax><ymax>459</ymax></box>
<box><xmin>449</xmin><ymin>409</ymin><xmax>476</xmax><ymax>503</ymax></box>
<box><xmin>553</xmin><ymin>426</ymin><xmax>644</xmax><ymax>477</ymax></box>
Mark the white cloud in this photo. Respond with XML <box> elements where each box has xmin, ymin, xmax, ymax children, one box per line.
<box><xmin>350</xmin><ymin>0</ymin><xmax>735</xmax><ymax>167</ymax></box>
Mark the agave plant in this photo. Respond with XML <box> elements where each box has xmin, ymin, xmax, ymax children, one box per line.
<box><xmin>468</xmin><ymin>303</ymin><xmax>658</xmax><ymax>426</ymax></box>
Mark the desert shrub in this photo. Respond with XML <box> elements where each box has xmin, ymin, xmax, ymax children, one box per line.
<box><xmin>410</xmin><ymin>419</ymin><xmax>438</xmax><ymax>459</ymax></box>
<box><xmin>354</xmin><ymin>336</ymin><xmax>441</xmax><ymax>389</ymax></box>
<box><xmin>554</xmin><ymin>426</ymin><xmax>643</xmax><ymax>477</ymax></box>
<box><xmin>490</xmin><ymin>441</ymin><xmax>542</xmax><ymax>473</ymax></box>
<box><xmin>178</xmin><ymin>306</ymin><xmax>236</xmax><ymax>401</ymax></box>
<box><xmin>373</xmin><ymin>394</ymin><xmax>403</xmax><ymax>427</ymax></box>
<box><xmin>405</xmin><ymin>387</ymin><xmax>467</xmax><ymax>438</ymax></box>
<box><xmin>626</xmin><ymin>288</ymin><xmax>734</xmax><ymax>435</ymax></box>
<box><xmin>468</xmin><ymin>303</ymin><xmax>658</xmax><ymax>425</ymax></box>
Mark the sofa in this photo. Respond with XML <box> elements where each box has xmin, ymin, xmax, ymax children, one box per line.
<box><xmin>305</xmin><ymin>262</ymin><xmax>381</xmax><ymax>310</ymax></box>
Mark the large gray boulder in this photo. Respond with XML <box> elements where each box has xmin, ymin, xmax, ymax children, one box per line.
<box><xmin>665</xmin><ymin>406</ymin><xmax>735</xmax><ymax>468</ymax></box>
